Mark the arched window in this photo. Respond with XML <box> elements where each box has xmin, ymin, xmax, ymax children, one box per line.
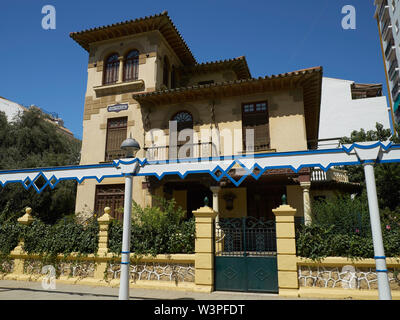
<box><xmin>123</xmin><ymin>50</ymin><xmax>139</xmax><ymax>81</ymax></box>
<box><xmin>163</xmin><ymin>56</ymin><xmax>170</xmax><ymax>88</ymax></box>
<box><xmin>103</xmin><ymin>53</ymin><xmax>119</xmax><ymax>85</ymax></box>
<box><xmin>170</xmin><ymin>111</ymin><xmax>194</xmax><ymax>158</ymax></box>
<box><xmin>171</xmin><ymin>111</ymin><xmax>193</xmax><ymax>132</ymax></box>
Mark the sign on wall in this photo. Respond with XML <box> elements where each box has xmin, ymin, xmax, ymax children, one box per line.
<box><xmin>107</xmin><ymin>103</ymin><xmax>129</xmax><ymax>113</ymax></box>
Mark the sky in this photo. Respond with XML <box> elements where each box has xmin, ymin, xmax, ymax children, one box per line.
<box><xmin>0</xmin><ymin>0</ymin><xmax>387</xmax><ymax>140</ymax></box>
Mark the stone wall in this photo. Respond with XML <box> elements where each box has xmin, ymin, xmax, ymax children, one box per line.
<box><xmin>298</xmin><ymin>265</ymin><xmax>400</xmax><ymax>290</ymax></box>
<box><xmin>106</xmin><ymin>261</ymin><xmax>195</xmax><ymax>282</ymax></box>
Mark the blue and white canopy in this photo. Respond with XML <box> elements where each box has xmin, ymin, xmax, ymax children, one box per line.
<box><xmin>0</xmin><ymin>141</ymin><xmax>399</xmax><ymax>193</ymax></box>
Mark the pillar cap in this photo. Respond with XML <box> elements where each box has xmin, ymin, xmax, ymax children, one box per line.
<box><xmin>193</xmin><ymin>206</ymin><xmax>217</xmax><ymax>219</ymax></box>
<box><xmin>98</xmin><ymin>207</ymin><xmax>114</xmax><ymax>223</ymax></box>
<box><xmin>210</xmin><ymin>186</ymin><xmax>221</xmax><ymax>192</ymax></box>
<box><xmin>272</xmin><ymin>204</ymin><xmax>297</xmax><ymax>216</ymax></box>
<box><xmin>18</xmin><ymin>207</ymin><xmax>34</xmax><ymax>225</ymax></box>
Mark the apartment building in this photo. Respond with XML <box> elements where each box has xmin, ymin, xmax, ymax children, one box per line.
<box><xmin>374</xmin><ymin>0</ymin><xmax>400</xmax><ymax>125</ymax></box>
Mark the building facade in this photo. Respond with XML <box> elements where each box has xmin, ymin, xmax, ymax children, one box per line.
<box><xmin>71</xmin><ymin>12</ymin><xmax>356</xmax><ymax>222</ymax></box>
<box><xmin>374</xmin><ymin>0</ymin><xmax>400</xmax><ymax>126</ymax></box>
<box><xmin>318</xmin><ymin>77</ymin><xmax>391</xmax><ymax>149</ymax></box>
<box><xmin>0</xmin><ymin>96</ymin><xmax>27</xmax><ymax>122</ymax></box>
<box><xmin>0</xmin><ymin>97</ymin><xmax>74</xmax><ymax>138</ymax></box>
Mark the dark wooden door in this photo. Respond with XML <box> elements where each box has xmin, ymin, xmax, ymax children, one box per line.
<box><xmin>186</xmin><ymin>184</ymin><xmax>212</xmax><ymax>218</ymax></box>
<box><xmin>246</xmin><ymin>185</ymin><xmax>285</xmax><ymax>220</ymax></box>
<box><xmin>94</xmin><ymin>184</ymin><xmax>125</xmax><ymax>220</ymax></box>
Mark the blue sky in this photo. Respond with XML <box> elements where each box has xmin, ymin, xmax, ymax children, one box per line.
<box><xmin>0</xmin><ymin>0</ymin><xmax>386</xmax><ymax>139</ymax></box>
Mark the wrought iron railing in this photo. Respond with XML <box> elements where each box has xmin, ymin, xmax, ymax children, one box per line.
<box><xmin>215</xmin><ymin>217</ymin><xmax>276</xmax><ymax>257</ymax></box>
<box><xmin>104</xmin><ymin>149</ymin><xmax>126</xmax><ymax>162</ymax></box>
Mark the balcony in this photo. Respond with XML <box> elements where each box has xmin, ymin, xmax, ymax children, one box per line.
<box><xmin>311</xmin><ymin>168</ymin><xmax>349</xmax><ymax>183</ymax></box>
<box><xmin>381</xmin><ymin>20</ymin><xmax>393</xmax><ymax>40</ymax></box>
<box><xmin>378</xmin><ymin>0</ymin><xmax>389</xmax><ymax>22</ymax></box>
<box><xmin>104</xmin><ymin>149</ymin><xmax>126</xmax><ymax>162</ymax></box>
<box><xmin>388</xmin><ymin>60</ymin><xmax>399</xmax><ymax>81</ymax></box>
<box><xmin>93</xmin><ymin>79</ymin><xmax>144</xmax><ymax>97</ymax></box>
<box><xmin>392</xmin><ymin>82</ymin><xmax>400</xmax><ymax>101</ymax></box>
<box><xmin>385</xmin><ymin>40</ymin><xmax>396</xmax><ymax>60</ymax></box>
<box><xmin>144</xmin><ymin>142</ymin><xmax>219</xmax><ymax>161</ymax></box>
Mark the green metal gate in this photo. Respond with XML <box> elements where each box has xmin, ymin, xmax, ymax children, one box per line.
<box><xmin>215</xmin><ymin>217</ymin><xmax>278</xmax><ymax>293</ymax></box>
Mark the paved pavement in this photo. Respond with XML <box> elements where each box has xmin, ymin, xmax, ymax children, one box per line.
<box><xmin>0</xmin><ymin>279</ymin><xmax>306</xmax><ymax>300</ymax></box>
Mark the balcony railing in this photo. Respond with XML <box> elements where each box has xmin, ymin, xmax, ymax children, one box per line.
<box><xmin>385</xmin><ymin>39</ymin><xmax>395</xmax><ymax>59</ymax></box>
<box><xmin>389</xmin><ymin>59</ymin><xmax>399</xmax><ymax>80</ymax></box>
<box><xmin>104</xmin><ymin>149</ymin><xmax>126</xmax><ymax>162</ymax></box>
<box><xmin>378</xmin><ymin>0</ymin><xmax>389</xmax><ymax>21</ymax></box>
<box><xmin>381</xmin><ymin>20</ymin><xmax>393</xmax><ymax>40</ymax></box>
<box><xmin>144</xmin><ymin>142</ymin><xmax>219</xmax><ymax>161</ymax></box>
<box><xmin>311</xmin><ymin>168</ymin><xmax>349</xmax><ymax>183</ymax></box>
<box><xmin>392</xmin><ymin>82</ymin><xmax>400</xmax><ymax>101</ymax></box>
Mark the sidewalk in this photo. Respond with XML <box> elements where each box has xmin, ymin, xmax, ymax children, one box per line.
<box><xmin>0</xmin><ymin>279</ymin><xmax>309</xmax><ymax>300</ymax></box>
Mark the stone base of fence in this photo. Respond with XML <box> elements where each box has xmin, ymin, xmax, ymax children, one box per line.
<box><xmin>0</xmin><ymin>252</ymin><xmax>197</xmax><ymax>292</ymax></box>
<box><xmin>296</xmin><ymin>256</ymin><xmax>400</xmax><ymax>300</ymax></box>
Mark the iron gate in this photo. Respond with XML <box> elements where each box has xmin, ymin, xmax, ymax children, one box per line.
<box><xmin>214</xmin><ymin>216</ymin><xmax>278</xmax><ymax>293</ymax></box>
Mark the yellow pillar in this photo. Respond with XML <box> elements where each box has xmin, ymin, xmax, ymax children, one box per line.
<box><xmin>94</xmin><ymin>207</ymin><xmax>113</xmax><ymax>280</ymax></box>
<box><xmin>272</xmin><ymin>202</ymin><xmax>299</xmax><ymax>298</ymax></box>
<box><xmin>193</xmin><ymin>201</ymin><xmax>217</xmax><ymax>293</ymax></box>
<box><xmin>210</xmin><ymin>186</ymin><xmax>223</xmax><ymax>253</ymax></box>
<box><xmin>11</xmin><ymin>207</ymin><xmax>34</xmax><ymax>275</ymax></box>
<box><xmin>117</xmin><ymin>56</ymin><xmax>124</xmax><ymax>83</ymax></box>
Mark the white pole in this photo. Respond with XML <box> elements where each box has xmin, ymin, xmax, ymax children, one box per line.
<box><xmin>363</xmin><ymin>163</ymin><xmax>392</xmax><ymax>300</ymax></box>
<box><xmin>118</xmin><ymin>174</ymin><xmax>133</xmax><ymax>300</ymax></box>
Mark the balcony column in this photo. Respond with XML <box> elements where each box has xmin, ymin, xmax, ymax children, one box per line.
<box><xmin>210</xmin><ymin>186</ymin><xmax>221</xmax><ymax>224</ymax></box>
<box><xmin>300</xmin><ymin>181</ymin><xmax>311</xmax><ymax>225</ymax></box>
<box><xmin>118</xmin><ymin>56</ymin><xmax>124</xmax><ymax>83</ymax></box>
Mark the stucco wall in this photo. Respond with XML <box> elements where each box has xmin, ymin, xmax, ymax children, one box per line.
<box><xmin>146</xmin><ymin>89</ymin><xmax>307</xmax><ymax>156</ymax></box>
<box><xmin>218</xmin><ymin>187</ymin><xmax>247</xmax><ymax>218</ymax></box>
<box><xmin>0</xmin><ymin>97</ymin><xmax>26</xmax><ymax>122</ymax></box>
<box><xmin>318</xmin><ymin>77</ymin><xmax>390</xmax><ymax>145</ymax></box>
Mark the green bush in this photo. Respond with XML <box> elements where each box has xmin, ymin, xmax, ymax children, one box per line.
<box><xmin>311</xmin><ymin>195</ymin><xmax>370</xmax><ymax>236</ymax></box>
<box><xmin>0</xmin><ymin>221</ymin><xmax>22</xmax><ymax>254</ymax></box>
<box><xmin>296</xmin><ymin>195</ymin><xmax>400</xmax><ymax>260</ymax></box>
<box><xmin>23</xmin><ymin>216</ymin><xmax>99</xmax><ymax>256</ymax></box>
<box><xmin>108</xmin><ymin>197</ymin><xmax>195</xmax><ymax>255</ymax></box>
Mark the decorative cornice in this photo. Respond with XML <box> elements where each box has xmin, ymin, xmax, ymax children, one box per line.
<box><xmin>69</xmin><ymin>11</ymin><xmax>196</xmax><ymax>66</ymax></box>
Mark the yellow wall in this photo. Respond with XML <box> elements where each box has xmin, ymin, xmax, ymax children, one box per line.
<box><xmin>286</xmin><ymin>185</ymin><xmax>304</xmax><ymax>218</ymax></box>
<box><xmin>218</xmin><ymin>188</ymin><xmax>247</xmax><ymax>218</ymax></box>
<box><xmin>172</xmin><ymin>190</ymin><xmax>187</xmax><ymax>216</ymax></box>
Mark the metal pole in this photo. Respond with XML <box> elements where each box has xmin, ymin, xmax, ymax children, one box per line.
<box><xmin>363</xmin><ymin>162</ymin><xmax>392</xmax><ymax>300</ymax></box>
<box><xmin>118</xmin><ymin>173</ymin><xmax>133</xmax><ymax>300</ymax></box>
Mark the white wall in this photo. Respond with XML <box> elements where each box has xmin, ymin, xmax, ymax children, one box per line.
<box><xmin>318</xmin><ymin>77</ymin><xmax>391</xmax><ymax>148</ymax></box>
<box><xmin>0</xmin><ymin>97</ymin><xmax>26</xmax><ymax>122</ymax></box>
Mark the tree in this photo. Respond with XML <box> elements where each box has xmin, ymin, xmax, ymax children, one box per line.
<box><xmin>0</xmin><ymin>109</ymin><xmax>81</xmax><ymax>224</ymax></box>
<box><xmin>340</xmin><ymin>122</ymin><xmax>400</xmax><ymax>215</ymax></box>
